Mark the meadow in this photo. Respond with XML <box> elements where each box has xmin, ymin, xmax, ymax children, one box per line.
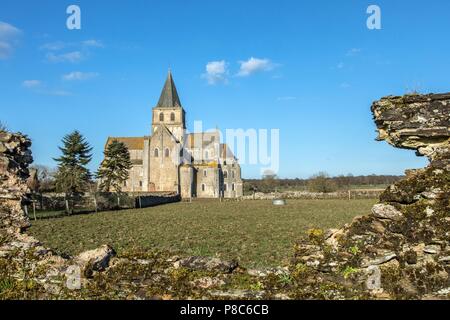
<box><xmin>28</xmin><ymin>199</ymin><xmax>376</xmax><ymax>268</ymax></box>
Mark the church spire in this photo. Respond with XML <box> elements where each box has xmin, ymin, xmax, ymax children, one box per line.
<box><xmin>155</xmin><ymin>70</ymin><xmax>182</xmax><ymax>109</ymax></box>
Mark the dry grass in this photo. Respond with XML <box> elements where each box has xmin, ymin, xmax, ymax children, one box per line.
<box><xmin>28</xmin><ymin>199</ymin><xmax>376</xmax><ymax>268</ymax></box>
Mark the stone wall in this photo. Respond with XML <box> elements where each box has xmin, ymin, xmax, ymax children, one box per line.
<box><xmin>289</xmin><ymin>93</ymin><xmax>449</xmax><ymax>299</ymax></box>
<box><xmin>243</xmin><ymin>190</ymin><xmax>383</xmax><ymax>200</ymax></box>
<box><xmin>0</xmin><ymin>131</ymin><xmax>33</xmax><ymax>234</ymax></box>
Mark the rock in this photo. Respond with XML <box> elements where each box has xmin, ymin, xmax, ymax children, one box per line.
<box><xmin>75</xmin><ymin>245</ymin><xmax>116</xmax><ymax>276</ymax></box>
<box><xmin>438</xmin><ymin>256</ymin><xmax>450</xmax><ymax>264</ymax></box>
<box><xmin>362</xmin><ymin>252</ymin><xmax>397</xmax><ymax>267</ymax></box>
<box><xmin>371</xmin><ymin>204</ymin><xmax>404</xmax><ymax>221</ymax></box>
<box><xmin>424</xmin><ymin>245</ymin><xmax>441</xmax><ymax>255</ymax></box>
<box><xmin>174</xmin><ymin>256</ymin><xmax>238</xmax><ymax>273</ymax></box>
<box><xmin>370</xmin><ymin>219</ymin><xmax>386</xmax><ymax>234</ymax></box>
<box><xmin>190</xmin><ymin>277</ymin><xmax>226</xmax><ymax>289</ymax></box>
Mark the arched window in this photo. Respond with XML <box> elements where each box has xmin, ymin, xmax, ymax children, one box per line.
<box><xmin>223</xmin><ymin>171</ymin><xmax>228</xmax><ymax>179</ymax></box>
<box><xmin>223</xmin><ymin>161</ymin><xmax>227</xmax><ymax>166</ymax></box>
<box><xmin>170</xmin><ymin>113</ymin><xmax>175</xmax><ymax>122</ymax></box>
<box><xmin>224</xmin><ymin>184</ymin><xmax>228</xmax><ymax>191</ymax></box>
<box><xmin>159</xmin><ymin>113</ymin><xmax>164</xmax><ymax>122</ymax></box>
<box><xmin>154</xmin><ymin>148</ymin><xmax>159</xmax><ymax>157</ymax></box>
<box><xmin>165</xmin><ymin>148</ymin><xmax>170</xmax><ymax>158</ymax></box>
<box><xmin>201</xmin><ymin>184</ymin><xmax>205</xmax><ymax>192</ymax></box>
<box><xmin>232</xmin><ymin>183</ymin><xmax>235</xmax><ymax>191</ymax></box>
<box><xmin>203</xmin><ymin>169</ymin><xmax>207</xmax><ymax>177</ymax></box>
<box><xmin>232</xmin><ymin>171</ymin><xmax>235</xmax><ymax>179</ymax></box>
<box><xmin>205</xmin><ymin>150</ymin><xmax>209</xmax><ymax>159</ymax></box>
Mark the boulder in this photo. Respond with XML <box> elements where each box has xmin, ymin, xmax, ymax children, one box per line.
<box><xmin>371</xmin><ymin>204</ymin><xmax>404</xmax><ymax>221</ymax></box>
<box><xmin>75</xmin><ymin>245</ymin><xmax>116</xmax><ymax>277</ymax></box>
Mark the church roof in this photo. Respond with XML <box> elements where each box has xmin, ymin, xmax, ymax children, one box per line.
<box><xmin>155</xmin><ymin>70</ymin><xmax>182</xmax><ymax>109</ymax></box>
<box><xmin>105</xmin><ymin>137</ymin><xmax>145</xmax><ymax>150</ymax></box>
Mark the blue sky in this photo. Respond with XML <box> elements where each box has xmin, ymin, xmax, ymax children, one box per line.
<box><xmin>1</xmin><ymin>0</ymin><xmax>449</xmax><ymax>178</ymax></box>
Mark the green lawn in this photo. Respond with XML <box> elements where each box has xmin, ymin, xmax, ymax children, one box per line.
<box><xmin>28</xmin><ymin>199</ymin><xmax>376</xmax><ymax>268</ymax></box>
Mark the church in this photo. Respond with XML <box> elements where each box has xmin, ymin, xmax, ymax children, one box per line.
<box><xmin>104</xmin><ymin>71</ymin><xmax>243</xmax><ymax>198</ymax></box>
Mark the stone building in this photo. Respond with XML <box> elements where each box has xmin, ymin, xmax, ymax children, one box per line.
<box><xmin>104</xmin><ymin>71</ymin><xmax>243</xmax><ymax>198</ymax></box>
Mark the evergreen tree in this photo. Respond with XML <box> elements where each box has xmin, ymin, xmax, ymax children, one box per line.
<box><xmin>96</xmin><ymin>140</ymin><xmax>132</xmax><ymax>192</ymax></box>
<box><xmin>54</xmin><ymin>131</ymin><xmax>93</xmax><ymax>195</ymax></box>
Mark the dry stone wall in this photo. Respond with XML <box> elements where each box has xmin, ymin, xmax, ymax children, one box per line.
<box><xmin>289</xmin><ymin>93</ymin><xmax>449</xmax><ymax>299</ymax></box>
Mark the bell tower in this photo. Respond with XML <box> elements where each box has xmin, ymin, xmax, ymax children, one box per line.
<box><xmin>152</xmin><ymin>70</ymin><xmax>186</xmax><ymax>142</ymax></box>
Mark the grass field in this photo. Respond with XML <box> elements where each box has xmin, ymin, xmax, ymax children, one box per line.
<box><xmin>28</xmin><ymin>199</ymin><xmax>376</xmax><ymax>268</ymax></box>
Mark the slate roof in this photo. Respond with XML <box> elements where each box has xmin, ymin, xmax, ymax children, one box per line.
<box><xmin>155</xmin><ymin>70</ymin><xmax>182</xmax><ymax>109</ymax></box>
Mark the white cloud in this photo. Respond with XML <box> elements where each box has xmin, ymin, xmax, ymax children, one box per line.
<box><xmin>337</xmin><ymin>62</ymin><xmax>345</xmax><ymax>69</ymax></box>
<box><xmin>340</xmin><ymin>82</ymin><xmax>351</xmax><ymax>89</ymax></box>
<box><xmin>82</xmin><ymin>39</ymin><xmax>104</xmax><ymax>48</ymax></box>
<box><xmin>22</xmin><ymin>80</ymin><xmax>42</xmax><ymax>88</ymax></box>
<box><xmin>346</xmin><ymin>48</ymin><xmax>362</xmax><ymax>56</ymax></box>
<box><xmin>0</xmin><ymin>21</ymin><xmax>21</xmax><ymax>59</ymax></box>
<box><xmin>46</xmin><ymin>51</ymin><xmax>83</xmax><ymax>63</ymax></box>
<box><xmin>202</xmin><ymin>60</ymin><xmax>228</xmax><ymax>85</ymax></box>
<box><xmin>0</xmin><ymin>21</ymin><xmax>21</xmax><ymax>40</ymax></box>
<box><xmin>41</xmin><ymin>39</ymin><xmax>104</xmax><ymax>51</ymax></box>
<box><xmin>40</xmin><ymin>41</ymin><xmax>67</xmax><ymax>51</ymax></box>
<box><xmin>62</xmin><ymin>71</ymin><xmax>99</xmax><ymax>81</ymax></box>
<box><xmin>237</xmin><ymin>57</ymin><xmax>275</xmax><ymax>77</ymax></box>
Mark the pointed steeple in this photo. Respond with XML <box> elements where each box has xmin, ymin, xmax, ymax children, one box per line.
<box><xmin>155</xmin><ymin>70</ymin><xmax>182</xmax><ymax>109</ymax></box>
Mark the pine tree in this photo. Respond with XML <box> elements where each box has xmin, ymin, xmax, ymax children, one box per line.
<box><xmin>97</xmin><ymin>140</ymin><xmax>132</xmax><ymax>192</ymax></box>
<box><xmin>54</xmin><ymin>130</ymin><xmax>93</xmax><ymax>195</ymax></box>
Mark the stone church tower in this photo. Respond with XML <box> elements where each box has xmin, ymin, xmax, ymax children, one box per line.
<box><xmin>151</xmin><ymin>71</ymin><xmax>186</xmax><ymax>143</ymax></box>
<box><xmin>104</xmin><ymin>71</ymin><xmax>243</xmax><ymax>198</ymax></box>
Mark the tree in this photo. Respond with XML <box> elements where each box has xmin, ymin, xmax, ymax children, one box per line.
<box><xmin>307</xmin><ymin>172</ymin><xmax>337</xmax><ymax>193</ymax></box>
<box><xmin>53</xmin><ymin>131</ymin><xmax>92</xmax><ymax>195</ymax></box>
<box><xmin>96</xmin><ymin>140</ymin><xmax>132</xmax><ymax>192</ymax></box>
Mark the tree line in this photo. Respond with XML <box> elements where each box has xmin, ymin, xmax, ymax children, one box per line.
<box><xmin>244</xmin><ymin>171</ymin><xmax>404</xmax><ymax>194</ymax></box>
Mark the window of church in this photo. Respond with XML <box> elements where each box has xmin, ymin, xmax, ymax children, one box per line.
<box><xmin>232</xmin><ymin>183</ymin><xmax>235</xmax><ymax>191</ymax></box>
<box><xmin>203</xmin><ymin>169</ymin><xmax>207</xmax><ymax>177</ymax></box>
<box><xmin>154</xmin><ymin>148</ymin><xmax>159</xmax><ymax>157</ymax></box>
<box><xmin>232</xmin><ymin>171</ymin><xmax>235</xmax><ymax>179</ymax></box>
<box><xmin>205</xmin><ymin>150</ymin><xmax>209</xmax><ymax>159</ymax></box>
<box><xmin>165</xmin><ymin>148</ymin><xmax>170</xmax><ymax>158</ymax></box>
<box><xmin>159</xmin><ymin>113</ymin><xmax>164</xmax><ymax>121</ymax></box>
<box><xmin>170</xmin><ymin>113</ymin><xmax>175</xmax><ymax>122</ymax></box>
<box><xmin>201</xmin><ymin>184</ymin><xmax>205</xmax><ymax>192</ymax></box>
<box><xmin>224</xmin><ymin>184</ymin><xmax>228</xmax><ymax>191</ymax></box>
<box><xmin>124</xmin><ymin>181</ymin><xmax>127</xmax><ymax>187</ymax></box>
<box><xmin>139</xmin><ymin>181</ymin><xmax>143</xmax><ymax>187</ymax></box>
<box><xmin>223</xmin><ymin>171</ymin><xmax>228</xmax><ymax>179</ymax></box>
